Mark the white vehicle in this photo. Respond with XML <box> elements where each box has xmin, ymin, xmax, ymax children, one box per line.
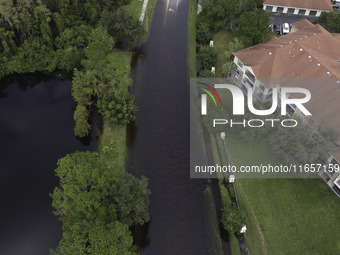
<box><xmin>282</xmin><ymin>23</ymin><xmax>290</xmax><ymax>35</ymax></box>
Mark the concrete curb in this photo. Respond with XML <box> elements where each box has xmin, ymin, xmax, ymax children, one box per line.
<box><xmin>139</xmin><ymin>0</ymin><xmax>149</xmax><ymax>23</ymax></box>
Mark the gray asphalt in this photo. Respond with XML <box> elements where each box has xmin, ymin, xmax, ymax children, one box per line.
<box><xmin>269</xmin><ymin>12</ymin><xmax>317</xmax><ymax>26</ymax></box>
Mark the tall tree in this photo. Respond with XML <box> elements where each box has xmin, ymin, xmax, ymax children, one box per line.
<box><xmin>51</xmin><ymin>151</ymin><xmax>150</xmax><ymax>229</ymax></box>
<box><xmin>237</xmin><ymin>9</ymin><xmax>271</xmax><ymax>46</ymax></box>
<box><xmin>223</xmin><ymin>37</ymin><xmax>244</xmax><ymax>76</ymax></box>
<box><xmin>100</xmin><ymin>7</ymin><xmax>143</xmax><ymax>48</ymax></box>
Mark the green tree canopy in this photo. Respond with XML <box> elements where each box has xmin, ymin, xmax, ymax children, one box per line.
<box><xmin>100</xmin><ymin>7</ymin><xmax>143</xmax><ymax>48</ymax></box>
<box><xmin>221</xmin><ymin>206</ymin><xmax>247</xmax><ymax>234</ymax></box>
<box><xmin>51</xmin><ymin>151</ymin><xmax>150</xmax><ymax>228</ymax></box>
<box><xmin>314</xmin><ymin>11</ymin><xmax>340</xmax><ymax>33</ymax></box>
<box><xmin>237</xmin><ymin>9</ymin><xmax>271</xmax><ymax>47</ymax></box>
<box><xmin>222</xmin><ymin>37</ymin><xmax>244</xmax><ymax>76</ymax></box>
<box><xmin>197</xmin><ymin>46</ymin><xmax>217</xmax><ymax>70</ymax></box>
<box><xmin>51</xmin><ymin>221</ymin><xmax>136</xmax><ymax>255</ymax></box>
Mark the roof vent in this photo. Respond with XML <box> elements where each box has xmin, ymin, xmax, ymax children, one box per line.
<box><xmin>317</xmin><ymin>63</ymin><xmax>321</xmax><ymax>66</ymax></box>
<box><xmin>308</xmin><ymin>56</ymin><xmax>312</xmax><ymax>59</ymax></box>
<box><xmin>280</xmin><ymin>44</ymin><xmax>283</xmax><ymax>47</ymax></box>
<box><xmin>294</xmin><ymin>39</ymin><xmax>297</xmax><ymax>42</ymax></box>
<box><xmin>300</xmin><ymin>48</ymin><xmax>303</xmax><ymax>51</ymax></box>
<box><xmin>337</xmin><ymin>80</ymin><xmax>340</xmax><ymax>84</ymax></box>
<box><xmin>300</xmin><ymin>38</ymin><xmax>303</xmax><ymax>40</ymax></box>
<box><xmin>289</xmin><ymin>41</ymin><xmax>292</xmax><ymax>44</ymax></box>
<box><xmin>269</xmin><ymin>52</ymin><xmax>272</xmax><ymax>55</ymax></box>
<box><xmin>327</xmin><ymin>71</ymin><xmax>331</xmax><ymax>75</ymax></box>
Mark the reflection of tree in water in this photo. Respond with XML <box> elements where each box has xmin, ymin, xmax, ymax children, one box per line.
<box><xmin>0</xmin><ymin>73</ymin><xmax>54</xmax><ymax>99</ymax></box>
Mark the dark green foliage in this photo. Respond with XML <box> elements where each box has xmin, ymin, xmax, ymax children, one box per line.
<box><xmin>197</xmin><ymin>46</ymin><xmax>217</xmax><ymax>70</ymax></box>
<box><xmin>100</xmin><ymin>7</ymin><xmax>143</xmax><ymax>48</ymax></box>
<box><xmin>223</xmin><ymin>37</ymin><xmax>244</xmax><ymax>76</ymax></box>
<box><xmin>50</xmin><ymin>221</ymin><xmax>136</xmax><ymax>255</ymax></box>
<box><xmin>221</xmin><ymin>206</ymin><xmax>247</xmax><ymax>234</ymax></box>
<box><xmin>314</xmin><ymin>11</ymin><xmax>340</xmax><ymax>33</ymax></box>
<box><xmin>102</xmin><ymin>142</ymin><xmax>118</xmax><ymax>158</ymax></box>
<box><xmin>98</xmin><ymin>89</ymin><xmax>137</xmax><ymax>126</ymax></box>
<box><xmin>50</xmin><ymin>151</ymin><xmax>150</xmax><ymax>254</ymax></box>
<box><xmin>196</xmin><ymin>22</ymin><xmax>212</xmax><ymax>44</ymax></box>
<box><xmin>199</xmin><ymin>69</ymin><xmax>215</xmax><ymax>77</ymax></box>
<box><xmin>236</xmin><ymin>9</ymin><xmax>271</xmax><ymax>47</ymax></box>
<box><xmin>9</xmin><ymin>37</ymin><xmax>56</xmax><ymax>73</ymax></box>
<box><xmin>0</xmin><ymin>0</ymin><xmax>139</xmax><ymax>79</ymax></box>
<box><xmin>71</xmin><ymin>26</ymin><xmax>135</xmax><ymax>136</ymax></box>
<box><xmin>73</xmin><ymin>104</ymin><xmax>91</xmax><ymax>137</ymax></box>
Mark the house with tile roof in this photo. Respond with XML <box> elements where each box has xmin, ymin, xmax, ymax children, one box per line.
<box><xmin>263</xmin><ymin>0</ymin><xmax>333</xmax><ymax>17</ymax></box>
<box><xmin>231</xmin><ymin>19</ymin><xmax>340</xmax><ymax>197</ymax></box>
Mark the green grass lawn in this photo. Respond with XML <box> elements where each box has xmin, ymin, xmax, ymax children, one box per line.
<box><xmin>141</xmin><ymin>0</ymin><xmax>157</xmax><ymax>41</ymax></box>
<box><xmin>98</xmin><ymin>121</ymin><xmax>126</xmax><ymax>170</ymax></box>
<box><xmin>212</xmin><ymin>30</ymin><xmax>232</xmax><ymax>77</ymax></box>
<box><xmin>125</xmin><ymin>0</ymin><xmax>158</xmax><ymax>41</ymax></box>
<box><xmin>205</xmin><ymin>88</ymin><xmax>340</xmax><ymax>254</ymax></box>
<box><xmin>225</xmin><ymin>134</ymin><xmax>340</xmax><ymax>255</ymax></box>
<box><xmin>125</xmin><ymin>0</ymin><xmax>144</xmax><ymax>19</ymax></box>
<box><xmin>189</xmin><ymin>0</ymin><xmax>197</xmax><ymax>77</ymax></box>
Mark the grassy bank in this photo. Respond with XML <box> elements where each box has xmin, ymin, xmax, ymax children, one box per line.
<box><xmin>226</xmin><ymin>133</ymin><xmax>340</xmax><ymax>255</ymax></box>
<box><xmin>141</xmin><ymin>0</ymin><xmax>158</xmax><ymax>41</ymax></box>
<box><xmin>189</xmin><ymin>0</ymin><xmax>197</xmax><ymax>77</ymax></box>
<box><xmin>98</xmin><ymin>51</ymin><xmax>131</xmax><ymax>171</ymax></box>
<box><xmin>212</xmin><ymin>30</ymin><xmax>232</xmax><ymax>77</ymax></box>
<box><xmin>126</xmin><ymin>0</ymin><xmax>158</xmax><ymax>41</ymax></box>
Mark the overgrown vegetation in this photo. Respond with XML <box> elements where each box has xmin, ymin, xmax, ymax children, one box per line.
<box><xmin>314</xmin><ymin>10</ymin><xmax>340</xmax><ymax>33</ymax></box>
<box><xmin>50</xmin><ymin>151</ymin><xmax>150</xmax><ymax>254</ymax></box>
<box><xmin>221</xmin><ymin>206</ymin><xmax>247</xmax><ymax>234</ymax></box>
<box><xmin>196</xmin><ymin>0</ymin><xmax>272</xmax><ymax>77</ymax></box>
<box><xmin>0</xmin><ymin>1</ymin><xmax>154</xmax><ymax>253</ymax></box>
<box><xmin>0</xmin><ymin>0</ymin><xmax>144</xmax><ymax>79</ymax></box>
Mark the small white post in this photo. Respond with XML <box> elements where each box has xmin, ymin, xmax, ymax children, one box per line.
<box><xmin>229</xmin><ymin>175</ymin><xmax>235</xmax><ymax>183</ymax></box>
<box><xmin>220</xmin><ymin>132</ymin><xmax>225</xmax><ymax>140</ymax></box>
<box><xmin>209</xmin><ymin>40</ymin><xmax>214</xmax><ymax>47</ymax></box>
<box><xmin>211</xmin><ymin>67</ymin><xmax>215</xmax><ymax>74</ymax></box>
<box><xmin>240</xmin><ymin>225</ymin><xmax>247</xmax><ymax>233</ymax></box>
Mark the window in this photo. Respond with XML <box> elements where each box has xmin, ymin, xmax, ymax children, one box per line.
<box><xmin>236</xmin><ymin>69</ymin><xmax>241</xmax><ymax>77</ymax></box>
<box><xmin>276</xmin><ymin>7</ymin><xmax>284</xmax><ymax>13</ymax></box>
<box><xmin>265</xmin><ymin>5</ymin><xmax>273</xmax><ymax>11</ymax></box>
<box><xmin>259</xmin><ymin>84</ymin><xmax>265</xmax><ymax>92</ymax></box>
<box><xmin>286</xmin><ymin>105</ymin><xmax>295</xmax><ymax>115</ymax></box>
<box><xmin>298</xmin><ymin>9</ymin><xmax>306</xmax><ymax>15</ymax></box>
<box><xmin>245</xmin><ymin>69</ymin><xmax>255</xmax><ymax>83</ymax></box>
<box><xmin>237</xmin><ymin>59</ymin><xmax>244</xmax><ymax>68</ymax></box>
<box><xmin>243</xmin><ymin>77</ymin><xmax>254</xmax><ymax>88</ymax></box>
<box><xmin>265</xmin><ymin>93</ymin><xmax>273</xmax><ymax>102</ymax></box>
<box><xmin>309</xmin><ymin>10</ymin><xmax>317</xmax><ymax>16</ymax></box>
<box><xmin>287</xmin><ymin>8</ymin><xmax>295</xmax><ymax>14</ymax></box>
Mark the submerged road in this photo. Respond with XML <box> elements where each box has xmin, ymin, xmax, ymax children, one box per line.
<box><xmin>129</xmin><ymin>0</ymin><xmax>216</xmax><ymax>254</ymax></box>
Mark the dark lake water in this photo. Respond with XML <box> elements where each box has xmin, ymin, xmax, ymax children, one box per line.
<box><xmin>0</xmin><ymin>74</ymin><xmax>98</xmax><ymax>255</ymax></box>
<box><xmin>128</xmin><ymin>0</ymin><xmax>216</xmax><ymax>253</ymax></box>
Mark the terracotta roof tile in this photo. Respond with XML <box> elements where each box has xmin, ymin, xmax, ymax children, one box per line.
<box><xmin>233</xmin><ymin>20</ymin><xmax>340</xmax><ymax>139</ymax></box>
<box><xmin>263</xmin><ymin>0</ymin><xmax>333</xmax><ymax>11</ymax></box>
